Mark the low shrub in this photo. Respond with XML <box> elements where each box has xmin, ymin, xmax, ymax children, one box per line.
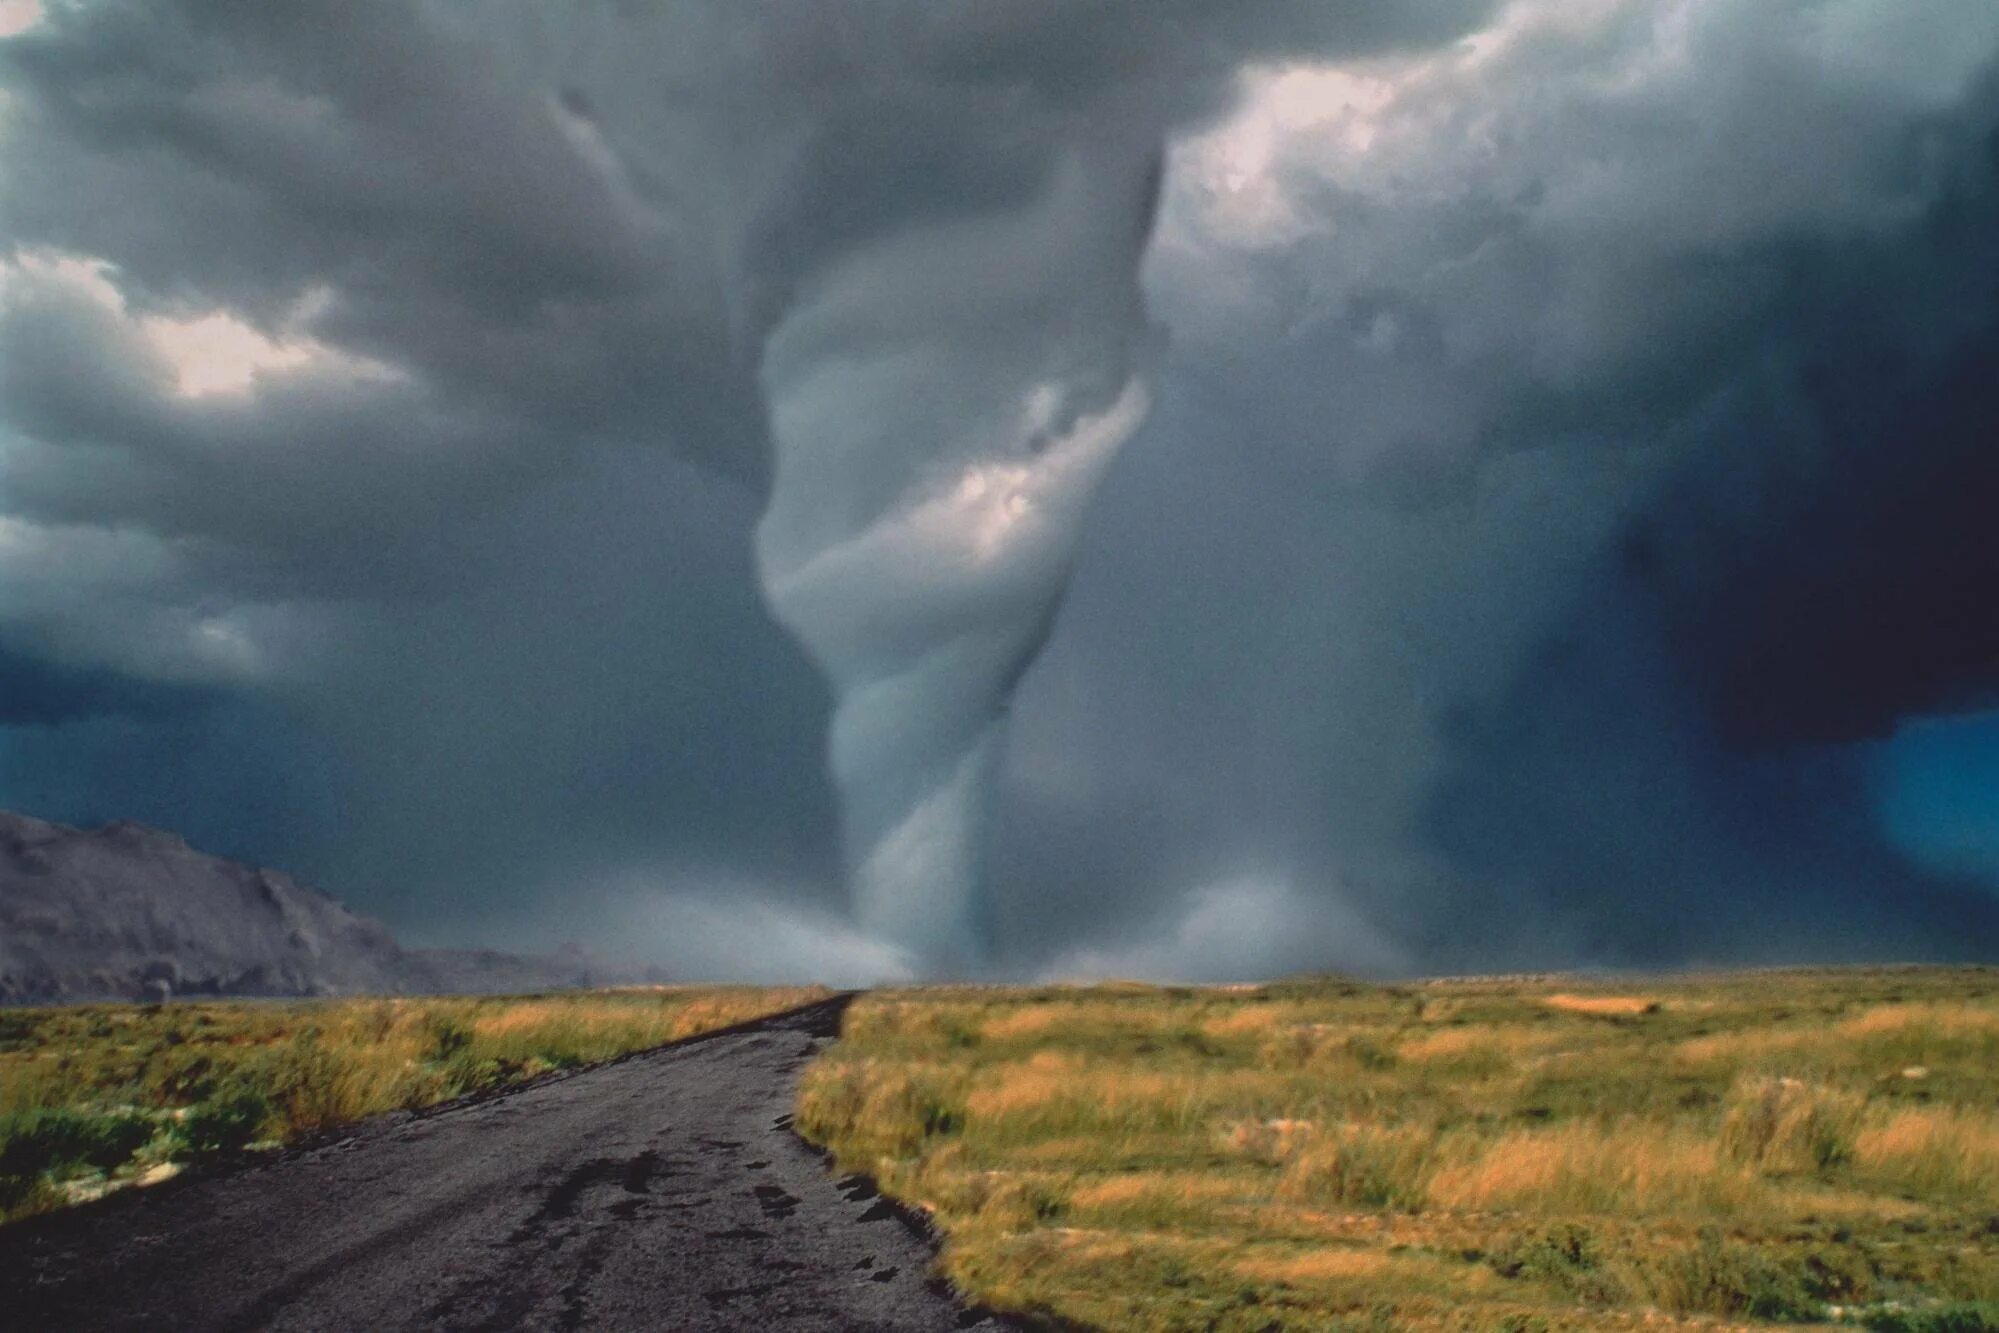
<box><xmin>427</xmin><ymin>1015</ymin><xmax>475</xmax><ymax>1062</ymax></box>
<box><xmin>0</xmin><ymin>1107</ymin><xmax>155</xmax><ymax>1179</ymax></box>
<box><xmin>1866</xmin><ymin>1302</ymin><xmax>1999</xmax><ymax>1333</ymax></box>
<box><xmin>1489</xmin><ymin>1223</ymin><xmax>1629</xmax><ymax>1305</ymax></box>
<box><xmin>1652</xmin><ymin>1227</ymin><xmax>1816</xmax><ymax>1321</ymax></box>
<box><xmin>0</xmin><ymin>1107</ymin><xmax>157</xmax><ymax>1212</ymax></box>
<box><xmin>1799</xmin><ymin>1243</ymin><xmax>1876</xmax><ymax>1305</ymax></box>
<box><xmin>174</xmin><ymin>1088</ymin><xmax>273</xmax><ymax>1157</ymax></box>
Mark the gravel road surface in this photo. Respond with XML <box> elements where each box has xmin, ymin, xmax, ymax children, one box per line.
<box><xmin>0</xmin><ymin>996</ymin><xmax>1001</xmax><ymax>1331</ymax></box>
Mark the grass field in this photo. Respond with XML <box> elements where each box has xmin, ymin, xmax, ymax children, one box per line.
<box><xmin>797</xmin><ymin>968</ymin><xmax>1999</xmax><ymax>1332</ymax></box>
<box><xmin>0</xmin><ymin>985</ymin><xmax>824</xmax><ymax>1224</ymax></box>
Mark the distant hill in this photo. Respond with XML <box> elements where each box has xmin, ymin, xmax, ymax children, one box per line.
<box><xmin>0</xmin><ymin>810</ymin><xmax>618</xmax><ymax>1004</ymax></box>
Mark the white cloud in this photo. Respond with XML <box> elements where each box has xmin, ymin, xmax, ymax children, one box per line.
<box><xmin>1167</xmin><ymin>63</ymin><xmax>1401</xmax><ymax>251</ymax></box>
<box><xmin>1150</xmin><ymin>0</ymin><xmax>1999</xmax><ymax>361</ymax></box>
<box><xmin>0</xmin><ymin>0</ymin><xmax>41</xmax><ymax>40</ymax></box>
<box><xmin>0</xmin><ymin>251</ymin><xmax>401</xmax><ymax>399</ymax></box>
<box><xmin>141</xmin><ymin>311</ymin><xmax>319</xmax><ymax>398</ymax></box>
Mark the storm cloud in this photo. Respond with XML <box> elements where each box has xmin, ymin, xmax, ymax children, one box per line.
<box><xmin>4</xmin><ymin>0</ymin><xmax>1997</xmax><ymax>978</ymax></box>
<box><xmin>999</xmin><ymin>0</ymin><xmax>1999</xmax><ymax>972</ymax></box>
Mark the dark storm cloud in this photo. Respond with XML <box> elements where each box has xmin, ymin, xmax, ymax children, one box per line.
<box><xmin>994</xmin><ymin>0</ymin><xmax>1999</xmax><ymax>974</ymax></box>
<box><xmin>0</xmin><ymin>0</ymin><xmax>812</xmax><ymax>945</ymax></box>
<box><xmin>0</xmin><ymin>0</ymin><xmax>1497</xmax><ymax>970</ymax></box>
<box><xmin>0</xmin><ymin>640</ymin><xmax>215</xmax><ymax>727</ymax></box>
<box><xmin>1402</xmin><ymin>102</ymin><xmax>1999</xmax><ymax>967</ymax></box>
<box><xmin>1659</xmin><ymin>304</ymin><xmax>1999</xmax><ymax>749</ymax></box>
<box><xmin>6</xmin><ymin>0</ymin><xmax>1998</xmax><ymax>977</ymax></box>
<box><xmin>0</xmin><ymin>0</ymin><xmax>1497</xmax><ymax>659</ymax></box>
<box><xmin>0</xmin><ymin>5</ymin><xmax>760</xmax><ymax>537</ymax></box>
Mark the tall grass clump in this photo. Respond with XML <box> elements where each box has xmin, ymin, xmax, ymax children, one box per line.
<box><xmin>1276</xmin><ymin>1122</ymin><xmax>1436</xmax><ymax>1210</ymax></box>
<box><xmin>1718</xmin><ymin>1076</ymin><xmax>1864</xmax><ymax>1173</ymax></box>
<box><xmin>1426</xmin><ymin>1119</ymin><xmax>1753</xmax><ymax>1215</ymax></box>
<box><xmin>1854</xmin><ymin>1106</ymin><xmax>1999</xmax><ymax>1201</ymax></box>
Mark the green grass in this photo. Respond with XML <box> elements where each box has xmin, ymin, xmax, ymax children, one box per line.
<box><xmin>0</xmin><ymin>985</ymin><xmax>824</xmax><ymax>1223</ymax></box>
<box><xmin>796</xmin><ymin>968</ymin><xmax>1999</xmax><ymax>1332</ymax></box>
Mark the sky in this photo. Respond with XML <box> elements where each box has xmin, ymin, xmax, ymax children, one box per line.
<box><xmin>3</xmin><ymin>0</ymin><xmax>1998</xmax><ymax>983</ymax></box>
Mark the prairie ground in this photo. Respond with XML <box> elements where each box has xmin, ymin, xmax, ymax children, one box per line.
<box><xmin>0</xmin><ymin>985</ymin><xmax>824</xmax><ymax>1223</ymax></box>
<box><xmin>797</xmin><ymin>968</ymin><xmax>1999</xmax><ymax>1332</ymax></box>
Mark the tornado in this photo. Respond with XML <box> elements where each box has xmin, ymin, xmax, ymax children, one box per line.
<box><xmin>754</xmin><ymin>129</ymin><xmax>1162</xmax><ymax>972</ymax></box>
<box><xmin>448</xmin><ymin>0</ymin><xmax>1171</xmax><ymax>973</ymax></box>
<box><xmin>443</xmin><ymin>0</ymin><xmax>1475</xmax><ymax>972</ymax></box>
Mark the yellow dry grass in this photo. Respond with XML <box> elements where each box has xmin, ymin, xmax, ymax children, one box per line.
<box><xmin>1425</xmin><ymin>1120</ymin><xmax>1754</xmax><ymax>1214</ymax></box>
<box><xmin>1234</xmin><ymin>1247</ymin><xmax>1393</xmax><ymax>1284</ymax></box>
<box><xmin>1669</xmin><ymin>1027</ymin><xmax>1817</xmax><ymax>1070</ymax></box>
<box><xmin>1544</xmin><ymin>993</ymin><xmax>1661</xmax><ymax>1018</ymax></box>
<box><xmin>978</xmin><ymin>1007</ymin><xmax>1071</xmax><ymax>1041</ymax></box>
<box><xmin>1200</xmin><ymin>1004</ymin><xmax>1289</xmax><ymax>1038</ymax></box>
<box><xmin>797</xmin><ymin>967</ymin><xmax>1999</xmax><ymax>1332</ymax></box>
<box><xmin>1835</xmin><ymin>1001</ymin><xmax>1999</xmax><ymax>1040</ymax></box>
<box><xmin>1395</xmin><ymin>1026</ymin><xmax>1488</xmax><ymax>1061</ymax></box>
<box><xmin>1068</xmin><ymin>1171</ymin><xmax>1247</xmax><ymax>1215</ymax></box>
<box><xmin>1854</xmin><ymin>1105</ymin><xmax>1999</xmax><ymax>1199</ymax></box>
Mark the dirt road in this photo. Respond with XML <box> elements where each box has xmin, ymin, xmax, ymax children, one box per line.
<box><xmin>0</xmin><ymin>996</ymin><xmax>1001</xmax><ymax>1331</ymax></box>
